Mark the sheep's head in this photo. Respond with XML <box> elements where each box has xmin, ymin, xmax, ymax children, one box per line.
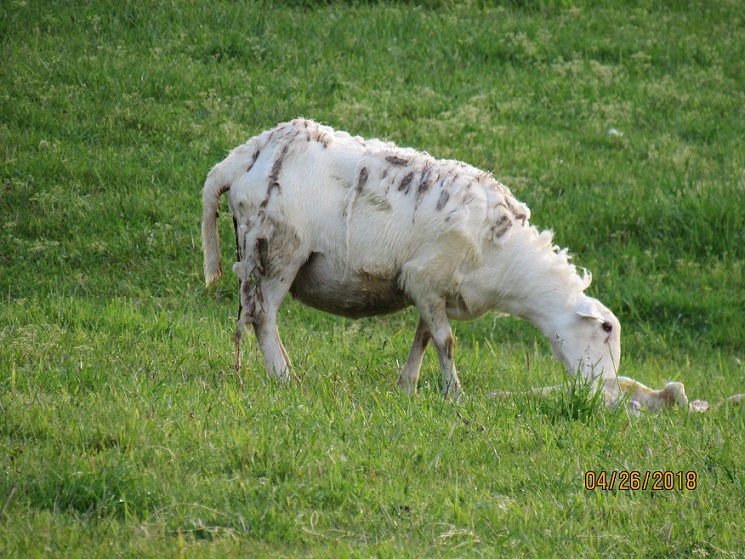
<box><xmin>550</xmin><ymin>296</ymin><xmax>621</xmax><ymax>380</ymax></box>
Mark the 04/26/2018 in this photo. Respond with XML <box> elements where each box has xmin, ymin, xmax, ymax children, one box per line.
<box><xmin>584</xmin><ymin>471</ymin><xmax>697</xmax><ymax>491</ymax></box>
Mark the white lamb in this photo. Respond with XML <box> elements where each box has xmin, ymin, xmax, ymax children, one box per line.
<box><xmin>201</xmin><ymin>119</ymin><xmax>680</xmax><ymax>410</ymax></box>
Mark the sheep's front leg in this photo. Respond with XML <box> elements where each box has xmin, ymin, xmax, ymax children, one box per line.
<box><xmin>397</xmin><ymin>318</ymin><xmax>431</xmax><ymax>394</ymax></box>
<box><xmin>416</xmin><ymin>299</ymin><xmax>461</xmax><ymax>399</ymax></box>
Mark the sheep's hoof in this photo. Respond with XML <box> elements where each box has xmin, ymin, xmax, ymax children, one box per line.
<box><xmin>397</xmin><ymin>378</ymin><xmax>418</xmax><ymax>395</ymax></box>
<box><xmin>443</xmin><ymin>385</ymin><xmax>462</xmax><ymax>402</ymax></box>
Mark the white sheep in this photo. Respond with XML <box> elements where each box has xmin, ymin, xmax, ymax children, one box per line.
<box><xmin>202</xmin><ymin>119</ymin><xmax>626</xmax><ymax>402</ymax></box>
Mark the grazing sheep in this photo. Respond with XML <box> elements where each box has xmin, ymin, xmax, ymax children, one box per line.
<box><xmin>202</xmin><ymin>119</ymin><xmax>623</xmax><ymax>401</ymax></box>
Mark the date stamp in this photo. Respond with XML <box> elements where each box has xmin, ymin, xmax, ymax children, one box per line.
<box><xmin>584</xmin><ymin>470</ymin><xmax>697</xmax><ymax>491</ymax></box>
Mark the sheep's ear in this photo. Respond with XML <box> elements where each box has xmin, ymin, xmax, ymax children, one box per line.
<box><xmin>576</xmin><ymin>299</ymin><xmax>604</xmax><ymax>322</ymax></box>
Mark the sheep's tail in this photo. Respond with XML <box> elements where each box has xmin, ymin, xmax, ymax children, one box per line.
<box><xmin>202</xmin><ymin>166</ymin><xmax>230</xmax><ymax>287</ymax></box>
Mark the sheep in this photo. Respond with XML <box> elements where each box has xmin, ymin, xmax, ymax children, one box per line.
<box><xmin>202</xmin><ymin>119</ymin><xmax>628</xmax><ymax>403</ymax></box>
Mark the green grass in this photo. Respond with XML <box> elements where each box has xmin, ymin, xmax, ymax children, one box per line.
<box><xmin>1</xmin><ymin>0</ymin><xmax>744</xmax><ymax>556</ymax></box>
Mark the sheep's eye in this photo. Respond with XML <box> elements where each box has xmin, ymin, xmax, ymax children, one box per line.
<box><xmin>601</xmin><ymin>321</ymin><xmax>613</xmax><ymax>333</ymax></box>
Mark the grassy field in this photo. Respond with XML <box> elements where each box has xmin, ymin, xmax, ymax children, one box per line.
<box><xmin>2</xmin><ymin>0</ymin><xmax>744</xmax><ymax>556</ymax></box>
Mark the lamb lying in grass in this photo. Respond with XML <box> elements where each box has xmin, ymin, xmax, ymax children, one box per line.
<box><xmin>495</xmin><ymin>375</ymin><xmax>745</xmax><ymax>414</ymax></box>
<box><xmin>202</xmin><ymin>119</ymin><xmax>720</xmax><ymax>412</ymax></box>
<box><xmin>492</xmin><ymin>376</ymin><xmax>710</xmax><ymax>413</ymax></box>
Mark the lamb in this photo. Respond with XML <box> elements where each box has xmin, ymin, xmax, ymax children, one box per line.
<box><xmin>202</xmin><ymin>119</ymin><xmax>628</xmax><ymax>403</ymax></box>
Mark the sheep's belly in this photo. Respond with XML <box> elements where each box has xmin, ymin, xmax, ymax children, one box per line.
<box><xmin>289</xmin><ymin>253</ymin><xmax>410</xmax><ymax>319</ymax></box>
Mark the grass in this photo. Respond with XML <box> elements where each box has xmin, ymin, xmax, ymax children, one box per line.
<box><xmin>1</xmin><ymin>0</ymin><xmax>744</xmax><ymax>556</ymax></box>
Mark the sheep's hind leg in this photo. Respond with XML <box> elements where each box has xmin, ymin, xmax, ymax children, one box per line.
<box><xmin>397</xmin><ymin>318</ymin><xmax>431</xmax><ymax>394</ymax></box>
<box><xmin>234</xmin><ymin>234</ymin><xmax>305</xmax><ymax>382</ymax></box>
<box><xmin>248</xmin><ymin>274</ymin><xmax>300</xmax><ymax>383</ymax></box>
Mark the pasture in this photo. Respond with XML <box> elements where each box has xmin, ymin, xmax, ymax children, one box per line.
<box><xmin>1</xmin><ymin>1</ymin><xmax>744</xmax><ymax>556</ymax></box>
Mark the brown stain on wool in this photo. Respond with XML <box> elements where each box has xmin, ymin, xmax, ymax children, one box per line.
<box><xmin>357</xmin><ymin>167</ymin><xmax>369</xmax><ymax>193</ymax></box>
<box><xmin>436</xmin><ymin>190</ymin><xmax>450</xmax><ymax>211</ymax></box>
<box><xmin>398</xmin><ymin>172</ymin><xmax>414</xmax><ymax>194</ymax></box>
<box><xmin>385</xmin><ymin>155</ymin><xmax>409</xmax><ymax>166</ymax></box>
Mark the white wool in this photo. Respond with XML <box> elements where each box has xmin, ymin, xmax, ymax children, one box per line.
<box><xmin>202</xmin><ymin>119</ymin><xmax>621</xmax><ymax>394</ymax></box>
